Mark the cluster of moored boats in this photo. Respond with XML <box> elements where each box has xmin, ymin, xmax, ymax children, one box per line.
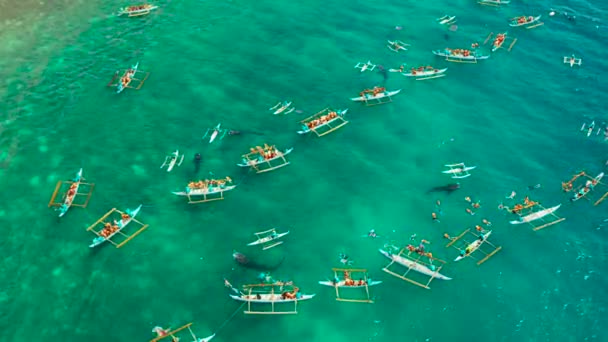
<box><xmin>46</xmin><ymin>3</ymin><xmax>603</xmax><ymax>341</ymax></box>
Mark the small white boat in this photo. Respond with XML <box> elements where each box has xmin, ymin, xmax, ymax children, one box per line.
<box><xmin>387</xmin><ymin>40</ymin><xmax>409</xmax><ymax>52</ymax></box>
<box><xmin>202</xmin><ymin>123</ymin><xmax>227</xmax><ymax>143</ymax></box>
<box><xmin>442</xmin><ymin>163</ymin><xmax>476</xmax><ymax>179</ymax></box>
<box><xmin>117</xmin><ymin>4</ymin><xmax>158</xmax><ymax>17</ymax></box>
<box><xmin>230</xmin><ymin>293</ymin><xmax>315</xmax><ymax>303</ymax></box>
<box><xmin>433</xmin><ymin>49</ymin><xmax>490</xmax><ymax>62</ymax></box>
<box><xmin>509</xmin><ymin>15</ymin><xmax>542</xmax><ymax>27</ymax></box>
<box><xmin>247</xmin><ymin>228</ymin><xmax>290</xmax><ymax>250</ymax></box>
<box><xmin>436</xmin><ymin>15</ymin><xmax>456</xmax><ymax>25</ymax></box>
<box><xmin>442</xmin><ymin>167</ymin><xmax>476</xmax><ymax>174</ymax></box>
<box><xmin>160</xmin><ymin>150</ymin><xmax>184</xmax><ymax>172</ymax></box>
<box><xmin>354</xmin><ymin>61</ymin><xmax>376</xmax><ymax>72</ymax></box>
<box><xmin>564</xmin><ymin>55</ymin><xmax>582</xmax><ymax>67</ymax></box>
<box><xmin>454</xmin><ymin>231</ymin><xmax>491</xmax><ymax>261</ymax></box>
<box><xmin>378</xmin><ymin>249</ymin><xmax>452</xmax><ymax>280</ymax></box>
<box><xmin>318</xmin><ymin>279</ymin><xmax>382</xmax><ymax>287</ymax></box>
<box><xmin>58</xmin><ymin>168</ymin><xmax>84</xmax><ymax>218</ymax></box>
<box><xmin>572</xmin><ymin>173</ymin><xmax>604</xmax><ymax>201</ymax></box>
<box><xmin>89</xmin><ymin>205</ymin><xmax>142</xmax><ymax>248</ymax></box>
<box><xmin>269</xmin><ymin>101</ymin><xmax>293</xmax><ymax>115</ymax></box>
<box><xmin>172</xmin><ymin>184</ymin><xmax>237</xmax><ymax>197</ymax></box>
<box><xmin>350</xmin><ymin>89</ymin><xmax>401</xmax><ymax>102</ymax></box>
<box><xmin>510</xmin><ymin>204</ymin><xmax>561</xmax><ymax>224</ymax></box>
<box><xmin>478</xmin><ymin>0</ymin><xmax>510</xmax><ymax>5</ymax></box>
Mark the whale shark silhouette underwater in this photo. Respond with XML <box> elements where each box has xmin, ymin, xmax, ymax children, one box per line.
<box><xmin>232</xmin><ymin>250</ymin><xmax>285</xmax><ymax>271</ymax></box>
<box><xmin>427</xmin><ymin>183</ymin><xmax>460</xmax><ymax>194</ymax></box>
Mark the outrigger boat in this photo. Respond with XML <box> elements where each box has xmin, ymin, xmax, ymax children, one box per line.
<box><xmin>107</xmin><ymin>62</ymin><xmax>149</xmax><ymax>94</ymax></box>
<box><xmin>564</xmin><ymin>55</ymin><xmax>582</xmax><ymax>67</ymax></box>
<box><xmin>509</xmin><ymin>15</ymin><xmax>543</xmax><ymax>29</ymax></box>
<box><xmin>379</xmin><ymin>242</ymin><xmax>451</xmax><ymax>289</ymax></box>
<box><xmin>581</xmin><ymin>121</ymin><xmax>596</xmax><ymax>137</ymax></box>
<box><xmin>433</xmin><ymin>48</ymin><xmax>490</xmax><ymax>63</ymax></box>
<box><xmin>506</xmin><ymin>197</ymin><xmax>565</xmax><ymax>230</ymax></box>
<box><xmin>247</xmin><ymin>228</ymin><xmax>290</xmax><ymax>250</ymax></box>
<box><xmin>297</xmin><ymin>108</ymin><xmax>348</xmax><ymax>137</ymax></box>
<box><xmin>117</xmin><ymin>4</ymin><xmax>158</xmax><ymax>17</ymax></box>
<box><xmin>151</xmin><ymin>323</ymin><xmax>215</xmax><ymax>342</ymax></box>
<box><xmin>173</xmin><ymin>177</ymin><xmax>235</xmax><ymax>204</ymax></box>
<box><xmin>442</xmin><ymin>163</ymin><xmax>476</xmax><ymax>179</ymax></box>
<box><xmin>478</xmin><ymin>0</ymin><xmax>510</xmax><ymax>6</ymax></box>
<box><xmin>484</xmin><ymin>32</ymin><xmax>517</xmax><ymax>52</ymax></box>
<box><xmin>269</xmin><ymin>101</ymin><xmax>295</xmax><ymax>115</ymax></box>
<box><xmin>160</xmin><ymin>150</ymin><xmax>184</xmax><ymax>172</ymax></box>
<box><xmin>402</xmin><ymin>66</ymin><xmax>447</xmax><ymax>80</ymax></box>
<box><xmin>354</xmin><ymin>60</ymin><xmax>376</xmax><ymax>72</ymax></box>
<box><xmin>48</xmin><ymin>168</ymin><xmax>94</xmax><ymax>217</ymax></box>
<box><xmin>230</xmin><ymin>283</ymin><xmax>315</xmax><ymax>314</ymax></box>
<box><xmin>445</xmin><ymin>229</ymin><xmax>502</xmax><ymax>265</ymax></box>
<box><xmin>88</xmin><ymin>205</ymin><xmax>148</xmax><ymax>248</ymax></box>
<box><xmin>237</xmin><ymin>144</ymin><xmax>293</xmax><ymax>173</ymax></box>
<box><xmin>387</xmin><ymin>40</ymin><xmax>409</xmax><ymax>52</ymax></box>
<box><xmin>350</xmin><ymin>87</ymin><xmax>401</xmax><ymax>106</ymax></box>
<box><xmin>436</xmin><ymin>15</ymin><xmax>456</xmax><ymax>25</ymax></box>
<box><xmin>318</xmin><ymin>268</ymin><xmax>381</xmax><ymax>303</ymax></box>
<box><xmin>563</xmin><ymin>171</ymin><xmax>608</xmax><ymax>205</ymax></box>
<box><xmin>202</xmin><ymin>123</ymin><xmax>228</xmax><ymax>143</ymax></box>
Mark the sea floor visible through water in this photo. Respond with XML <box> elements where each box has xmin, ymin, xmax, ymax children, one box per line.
<box><xmin>1</xmin><ymin>0</ymin><xmax>607</xmax><ymax>341</ymax></box>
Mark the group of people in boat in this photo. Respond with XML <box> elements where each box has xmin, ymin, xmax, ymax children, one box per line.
<box><xmin>359</xmin><ymin>86</ymin><xmax>386</xmax><ymax>97</ymax></box>
<box><xmin>514</xmin><ymin>16</ymin><xmax>535</xmax><ymax>24</ymax></box>
<box><xmin>249</xmin><ymin>144</ymin><xmax>280</xmax><ymax>161</ymax></box>
<box><xmin>65</xmin><ymin>182</ymin><xmax>79</xmax><ymax>202</ymax></box>
<box><xmin>339</xmin><ymin>271</ymin><xmax>367</xmax><ymax>286</ymax></box>
<box><xmin>459</xmin><ymin>235</ymin><xmax>485</xmax><ymax>257</ymax></box>
<box><xmin>409</xmin><ymin>66</ymin><xmax>439</xmax><ymax>75</ymax></box>
<box><xmin>100</xmin><ymin>222</ymin><xmax>120</xmax><ymax>238</ymax></box>
<box><xmin>405</xmin><ymin>238</ymin><xmax>433</xmax><ymax>259</ymax></box>
<box><xmin>187</xmin><ymin>177</ymin><xmax>232</xmax><ymax>190</ymax></box>
<box><xmin>120</xmin><ymin>68</ymin><xmax>136</xmax><ymax>88</ymax></box>
<box><xmin>509</xmin><ymin>196</ymin><xmax>538</xmax><ymax>214</ymax></box>
<box><xmin>304</xmin><ymin>110</ymin><xmax>339</xmax><ymax>130</ymax></box>
<box><xmin>445</xmin><ymin>48</ymin><xmax>473</xmax><ymax>57</ymax></box>
<box><xmin>152</xmin><ymin>327</ymin><xmax>180</xmax><ymax>342</ymax></box>
<box><xmin>572</xmin><ymin>178</ymin><xmax>599</xmax><ymax>200</ymax></box>
<box><xmin>493</xmin><ymin>34</ymin><xmax>506</xmax><ymax>48</ymax></box>
<box><xmin>281</xmin><ymin>287</ymin><xmax>300</xmax><ymax>299</ymax></box>
<box><xmin>127</xmin><ymin>4</ymin><xmax>151</xmax><ymax>12</ymax></box>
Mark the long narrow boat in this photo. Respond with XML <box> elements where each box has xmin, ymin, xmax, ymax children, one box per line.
<box><xmin>89</xmin><ymin>205</ymin><xmax>143</xmax><ymax>248</ymax></box>
<box><xmin>117</xmin><ymin>4</ymin><xmax>158</xmax><ymax>17</ymax></box>
<box><xmin>509</xmin><ymin>15</ymin><xmax>542</xmax><ymax>27</ymax></box>
<box><xmin>402</xmin><ymin>68</ymin><xmax>447</xmax><ymax>78</ymax></box>
<box><xmin>491</xmin><ymin>32</ymin><xmax>508</xmax><ymax>52</ymax></box>
<box><xmin>572</xmin><ymin>173</ymin><xmax>604</xmax><ymax>201</ymax></box>
<box><xmin>297</xmin><ymin>109</ymin><xmax>348</xmax><ymax>134</ymax></box>
<box><xmin>247</xmin><ymin>230</ymin><xmax>290</xmax><ymax>247</ymax></box>
<box><xmin>378</xmin><ymin>249</ymin><xmax>452</xmax><ymax>280</ymax></box>
<box><xmin>172</xmin><ymin>184</ymin><xmax>237</xmax><ymax>197</ymax></box>
<box><xmin>230</xmin><ymin>292</ymin><xmax>315</xmax><ymax>303</ymax></box>
<box><xmin>318</xmin><ymin>279</ymin><xmax>383</xmax><ymax>287</ymax></box>
<box><xmin>237</xmin><ymin>148</ymin><xmax>293</xmax><ymax>168</ymax></box>
<box><xmin>270</xmin><ymin>101</ymin><xmax>292</xmax><ymax>115</ymax></box>
<box><xmin>350</xmin><ymin>89</ymin><xmax>401</xmax><ymax>102</ymax></box>
<box><xmin>510</xmin><ymin>204</ymin><xmax>561</xmax><ymax>224</ymax></box>
<box><xmin>432</xmin><ymin>49</ymin><xmax>490</xmax><ymax>62</ymax></box>
<box><xmin>58</xmin><ymin>168</ymin><xmax>84</xmax><ymax>218</ymax></box>
<box><xmin>442</xmin><ymin>166</ymin><xmax>476</xmax><ymax>175</ymax></box>
<box><xmin>454</xmin><ymin>231</ymin><xmax>491</xmax><ymax>261</ymax></box>
<box><xmin>478</xmin><ymin>0</ymin><xmax>510</xmax><ymax>5</ymax></box>
<box><xmin>116</xmin><ymin>62</ymin><xmax>139</xmax><ymax>94</ymax></box>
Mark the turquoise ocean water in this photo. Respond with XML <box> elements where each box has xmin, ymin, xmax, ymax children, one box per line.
<box><xmin>1</xmin><ymin>0</ymin><xmax>607</xmax><ymax>341</ymax></box>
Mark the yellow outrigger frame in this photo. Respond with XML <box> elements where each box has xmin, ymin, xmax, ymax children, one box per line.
<box><xmin>86</xmin><ymin>208</ymin><xmax>149</xmax><ymax>248</ymax></box>
<box><xmin>300</xmin><ymin>108</ymin><xmax>349</xmax><ymax>137</ymax></box>
<box><xmin>445</xmin><ymin>229</ymin><xmax>502</xmax><ymax>265</ymax></box>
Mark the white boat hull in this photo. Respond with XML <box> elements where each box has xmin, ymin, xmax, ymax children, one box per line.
<box><xmin>318</xmin><ymin>280</ymin><xmax>382</xmax><ymax>287</ymax></box>
<box><xmin>379</xmin><ymin>249</ymin><xmax>451</xmax><ymax>280</ymax></box>
<box><xmin>510</xmin><ymin>204</ymin><xmax>561</xmax><ymax>224</ymax></box>
<box><xmin>230</xmin><ymin>293</ymin><xmax>315</xmax><ymax>303</ymax></box>
<box><xmin>247</xmin><ymin>231</ymin><xmax>290</xmax><ymax>246</ymax></box>
<box><xmin>454</xmin><ymin>231</ymin><xmax>491</xmax><ymax>261</ymax></box>
<box><xmin>403</xmin><ymin>68</ymin><xmax>447</xmax><ymax>77</ymax></box>
<box><xmin>297</xmin><ymin>109</ymin><xmax>348</xmax><ymax>134</ymax></box>
<box><xmin>509</xmin><ymin>15</ymin><xmax>541</xmax><ymax>27</ymax></box>
<box><xmin>237</xmin><ymin>148</ymin><xmax>293</xmax><ymax>168</ymax></box>
<box><xmin>59</xmin><ymin>168</ymin><xmax>83</xmax><ymax>218</ymax></box>
<box><xmin>442</xmin><ymin>166</ymin><xmax>476</xmax><ymax>174</ymax></box>
<box><xmin>173</xmin><ymin>185</ymin><xmax>237</xmax><ymax>197</ymax></box>
<box><xmin>350</xmin><ymin>89</ymin><xmax>401</xmax><ymax>102</ymax></box>
<box><xmin>572</xmin><ymin>173</ymin><xmax>604</xmax><ymax>201</ymax></box>
<box><xmin>274</xmin><ymin>102</ymin><xmax>292</xmax><ymax>115</ymax></box>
